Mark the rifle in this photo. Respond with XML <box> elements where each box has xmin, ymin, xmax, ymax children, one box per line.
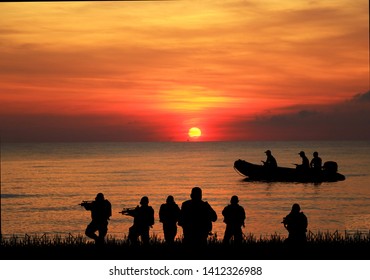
<box><xmin>119</xmin><ymin>207</ymin><xmax>136</xmax><ymax>215</ymax></box>
<box><xmin>78</xmin><ymin>200</ymin><xmax>93</xmax><ymax>206</ymax></box>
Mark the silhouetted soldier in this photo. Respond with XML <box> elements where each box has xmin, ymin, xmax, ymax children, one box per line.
<box><xmin>282</xmin><ymin>203</ymin><xmax>308</xmax><ymax>244</ymax></box>
<box><xmin>81</xmin><ymin>193</ymin><xmax>112</xmax><ymax>245</ymax></box>
<box><xmin>262</xmin><ymin>150</ymin><xmax>278</xmax><ymax>168</ymax></box>
<box><xmin>296</xmin><ymin>151</ymin><xmax>309</xmax><ymax>171</ymax></box>
<box><xmin>310</xmin><ymin>151</ymin><xmax>322</xmax><ymax>172</ymax></box>
<box><xmin>159</xmin><ymin>195</ymin><xmax>181</xmax><ymax>244</ymax></box>
<box><xmin>125</xmin><ymin>196</ymin><xmax>154</xmax><ymax>245</ymax></box>
<box><xmin>178</xmin><ymin>187</ymin><xmax>217</xmax><ymax>247</ymax></box>
<box><xmin>222</xmin><ymin>195</ymin><xmax>246</xmax><ymax>244</ymax></box>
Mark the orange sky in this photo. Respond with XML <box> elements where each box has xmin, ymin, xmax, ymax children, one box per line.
<box><xmin>0</xmin><ymin>0</ymin><xmax>369</xmax><ymax>141</ymax></box>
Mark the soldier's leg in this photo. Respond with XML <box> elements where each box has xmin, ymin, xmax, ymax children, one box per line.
<box><xmin>223</xmin><ymin>225</ymin><xmax>232</xmax><ymax>244</ymax></box>
<box><xmin>85</xmin><ymin>221</ymin><xmax>99</xmax><ymax>241</ymax></box>
<box><xmin>182</xmin><ymin>228</ymin><xmax>191</xmax><ymax>245</ymax></box>
<box><xmin>164</xmin><ymin>223</ymin><xmax>176</xmax><ymax>243</ymax></box>
<box><xmin>141</xmin><ymin>228</ymin><xmax>150</xmax><ymax>245</ymax></box>
<box><xmin>163</xmin><ymin>225</ymin><xmax>170</xmax><ymax>243</ymax></box>
<box><xmin>234</xmin><ymin>227</ymin><xmax>243</xmax><ymax>244</ymax></box>
<box><xmin>128</xmin><ymin>225</ymin><xmax>139</xmax><ymax>244</ymax></box>
<box><xmin>97</xmin><ymin>221</ymin><xmax>108</xmax><ymax>244</ymax></box>
<box><xmin>199</xmin><ymin>232</ymin><xmax>209</xmax><ymax>247</ymax></box>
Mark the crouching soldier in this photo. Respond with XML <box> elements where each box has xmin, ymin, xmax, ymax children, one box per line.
<box><xmin>282</xmin><ymin>203</ymin><xmax>308</xmax><ymax>245</ymax></box>
<box><xmin>123</xmin><ymin>196</ymin><xmax>155</xmax><ymax>245</ymax></box>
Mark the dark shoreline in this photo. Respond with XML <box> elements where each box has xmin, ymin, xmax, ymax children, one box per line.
<box><xmin>1</xmin><ymin>231</ymin><xmax>369</xmax><ymax>260</ymax></box>
<box><xmin>2</xmin><ymin>241</ymin><xmax>369</xmax><ymax>260</ymax></box>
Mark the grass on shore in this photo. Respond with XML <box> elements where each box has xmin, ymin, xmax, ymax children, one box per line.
<box><xmin>1</xmin><ymin>230</ymin><xmax>369</xmax><ymax>260</ymax></box>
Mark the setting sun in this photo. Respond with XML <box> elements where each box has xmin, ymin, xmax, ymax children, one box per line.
<box><xmin>188</xmin><ymin>127</ymin><xmax>202</xmax><ymax>138</ymax></box>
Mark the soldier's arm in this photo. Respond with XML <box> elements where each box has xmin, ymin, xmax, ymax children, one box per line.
<box><xmin>107</xmin><ymin>201</ymin><xmax>112</xmax><ymax>219</ymax></box>
<box><xmin>207</xmin><ymin>202</ymin><xmax>217</xmax><ymax>222</ymax></box>
<box><xmin>83</xmin><ymin>202</ymin><xmax>93</xmax><ymax>211</ymax></box>
<box><xmin>159</xmin><ymin>205</ymin><xmax>164</xmax><ymax>222</ymax></box>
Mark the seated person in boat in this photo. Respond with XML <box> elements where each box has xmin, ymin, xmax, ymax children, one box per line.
<box><xmin>262</xmin><ymin>150</ymin><xmax>277</xmax><ymax>169</ymax></box>
<box><xmin>310</xmin><ymin>151</ymin><xmax>322</xmax><ymax>172</ymax></box>
<box><xmin>295</xmin><ymin>151</ymin><xmax>309</xmax><ymax>171</ymax></box>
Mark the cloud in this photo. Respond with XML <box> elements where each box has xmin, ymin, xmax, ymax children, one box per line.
<box><xmin>0</xmin><ymin>113</ymin><xmax>178</xmax><ymax>142</ymax></box>
<box><xmin>352</xmin><ymin>91</ymin><xmax>370</xmax><ymax>102</ymax></box>
<box><xmin>234</xmin><ymin>91</ymin><xmax>370</xmax><ymax>140</ymax></box>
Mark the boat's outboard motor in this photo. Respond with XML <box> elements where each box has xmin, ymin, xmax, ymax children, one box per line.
<box><xmin>323</xmin><ymin>161</ymin><xmax>338</xmax><ymax>173</ymax></box>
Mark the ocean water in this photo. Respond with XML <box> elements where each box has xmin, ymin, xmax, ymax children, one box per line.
<box><xmin>1</xmin><ymin>141</ymin><xmax>370</xmax><ymax>239</ymax></box>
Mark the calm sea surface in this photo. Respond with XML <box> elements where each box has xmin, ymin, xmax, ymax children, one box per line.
<box><xmin>1</xmin><ymin>141</ymin><xmax>370</xmax><ymax>239</ymax></box>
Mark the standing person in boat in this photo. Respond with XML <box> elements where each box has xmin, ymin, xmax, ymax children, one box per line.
<box><xmin>178</xmin><ymin>187</ymin><xmax>217</xmax><ymax>247</ymax></box>
<box><xmin>81</xmin><ymin>192</ymin><xmax>112</xmax><ymax>245</ymax></box>
<box><xmin>295</xmin><ymin>151</ymin><xmax>309</xmax><ymax>171</ymax></box>
<box><xmin>124</xmin><ymin>196</ymin><xmax>155</xmax><ymax>245</ymax></box>
<box><xmin>222</xmin><ymin>195</ymin><xmax>246</xmax><ymax>245</ymax></box>
<box><xmin>310</xmin><ymin>151</ymin><xmax>322</xmax><ymax>172</ymax></box>
<box><xmin>262</xmin><ymin>150</ymin><xmax>278</xmax><ymax>168</ymax></box>
<box><xmin>159</xmin><ymin>195</ymin><xmax>181</xmax><ymax>244</ymax></box>
<box><xmin>282</xmin><ymin>203</ymin><xmax>308</xmax><ymax>244</ymax></box>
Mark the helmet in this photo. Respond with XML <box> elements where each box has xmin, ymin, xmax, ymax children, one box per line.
<box><xmin>191</xmin><ymin>187</ymin><xmax>202</xmax><ymax>200</ymax></box>
<box><xmin>166</xmin><ymin>195</ymin><xmax>174</xmax><ymax>203</ymax></box>
<box><xmin>292</xmin><ymin>203</ymin><xmax>301</xmax><ymax>212</ymax></box>
<box><xmin>140</xmin><ymin>196</ymin><xmax>149</xmax><ymax>206</ymax></box>
<box><xmin>95</xmin><ymin>193</ymin><xmax>104</xmax><ymax>201</ymax></box>
<box><xmin>230</xmin><ymin>195</ymin><xmax>239</xmax><ymax>204</ymax></box>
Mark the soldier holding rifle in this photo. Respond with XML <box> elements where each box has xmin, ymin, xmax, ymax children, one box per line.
<box><xmin>80</xmin><ymin>193</ymin><xmax>112</xmax><ymax>245</ymax></box>
<box><xmin>120</xmin><ymin>196</ymin><xmax>154</xmax><ymax>245</ymax></box>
